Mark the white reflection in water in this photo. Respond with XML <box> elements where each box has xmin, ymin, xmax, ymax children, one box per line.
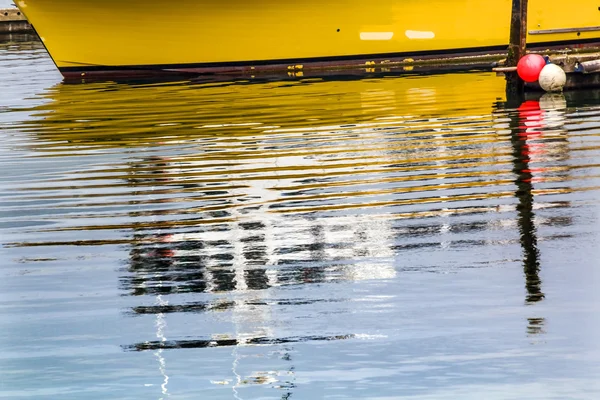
<box><xmin>155</xmin><ymin>295</ymin><xmax>170</xmax><ymax>399</ymax></box>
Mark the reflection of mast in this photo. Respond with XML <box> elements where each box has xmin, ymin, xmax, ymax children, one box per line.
<box><xmin>150</xmin><ymin>158</ymin><xmax>172</xmax><ymax>399</ymax></box>
<box><xmin>155</xmin><ymin>294</ymin><xmax>170</xmax><ymax>399</ymax></box>
<box><xmin>229</xmin><ymin>177</ymin><xmax>295</xmax><ymax>399</ymax></box>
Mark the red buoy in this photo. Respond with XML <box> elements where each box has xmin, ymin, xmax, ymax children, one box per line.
<box><xmin>517</xmin><ymin>54</ymin><xmax>546</xmax><ymax>83</ymax></box>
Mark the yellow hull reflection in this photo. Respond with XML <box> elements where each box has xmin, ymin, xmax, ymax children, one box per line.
<box><xmin>22</xmin><ymin>73</ymin><xmax>515</xmax><ymax>222</ymax></box>
<box><xmin>28</xmin><ymin>73</ymin><xmax>506</xmax><ymax>146</ymax></box>
<box><xmin>15</xmin><ymin>0</ymin><xmax>600</xmax><ymax>78</ymax></box>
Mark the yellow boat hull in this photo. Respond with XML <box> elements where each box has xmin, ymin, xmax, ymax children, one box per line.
<box><xmin>16</xmin><ymin>0</ymin><xmax>600</xmax><ymax>79</ymax></box>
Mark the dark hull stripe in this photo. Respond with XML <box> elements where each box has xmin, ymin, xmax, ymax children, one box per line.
<box><xmin>59</xmin><ymin>38</ymin><xmax>600</xmax><ymax>79</ymax></box>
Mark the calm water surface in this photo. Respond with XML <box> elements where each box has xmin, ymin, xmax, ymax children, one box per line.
<box><xmin>2</xmin><ymin>37</ymin><xmax>600</xmax><ymax>400</ymax></box>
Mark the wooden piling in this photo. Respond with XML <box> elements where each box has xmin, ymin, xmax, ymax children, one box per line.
<box><xmin>507</xmin><ymin>0</ymin><xmax>528</xmax><ymax>65</ymax></box>
<box><xmin>506</xmin><ymin>0</ymin><xmax>528</xmax><ymax>99</ymax></box>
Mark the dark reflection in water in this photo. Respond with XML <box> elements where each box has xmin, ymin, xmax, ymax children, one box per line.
<box><xmin>511</xmin><ymin>100</ymin><xmax>545</xmax><ymax>304</ymax></box>
<box><xmin>502</xmin><ymin>93</ymin><xmax>573</xmax><ymax>338</ymax></box>
<box><xmin>126</xmin><ymin>334</ymin><xmax>354</xmax><ymax>352</ymax></box>
<box><xmin>130</xmin><ymin>298</ymin><xmax>342</xmax><ymax>315</ymax></box>
<box><xmin>4</xmin><ymin>37</ymin><xmax>600</xmax><ymax>400</ymax></box>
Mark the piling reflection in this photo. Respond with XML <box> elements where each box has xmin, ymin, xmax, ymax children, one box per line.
<box><xmin>512</xmin><ymin>99</ymin><xmax>546</xmax><ymax>304</ymax></box>
<box><xmin>513</xmin><ymin>93</ymin><xmax>571</xmax><ymax>304</ymax></box>
<box><xmin>497</xmin><ymin>91</ymin><xmax>573</xmax><ymax>338</ymax></box>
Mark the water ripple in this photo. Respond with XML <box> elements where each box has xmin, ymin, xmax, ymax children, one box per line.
<box><xmin>4</xmin><ymin>37</ymin><xmax>600</xmax><ymax>399</ymax></box>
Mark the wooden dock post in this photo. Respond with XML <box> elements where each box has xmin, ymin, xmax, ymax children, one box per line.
<box><xmin>506</xmin><ymin>0</ymin><xmax>529</xmax><ymax>100</ymax></box>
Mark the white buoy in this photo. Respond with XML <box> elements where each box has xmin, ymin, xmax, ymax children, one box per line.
<box><xmin>538</xmin><ymin>64</ymin><xmax>566</xmax><ymax>92</ymax></box>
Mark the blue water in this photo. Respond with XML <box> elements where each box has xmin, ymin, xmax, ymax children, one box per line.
<box><xmin>3</xmin><ymin>36</ymin><xmax>600</xmax><ymax>400</ymax></box>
